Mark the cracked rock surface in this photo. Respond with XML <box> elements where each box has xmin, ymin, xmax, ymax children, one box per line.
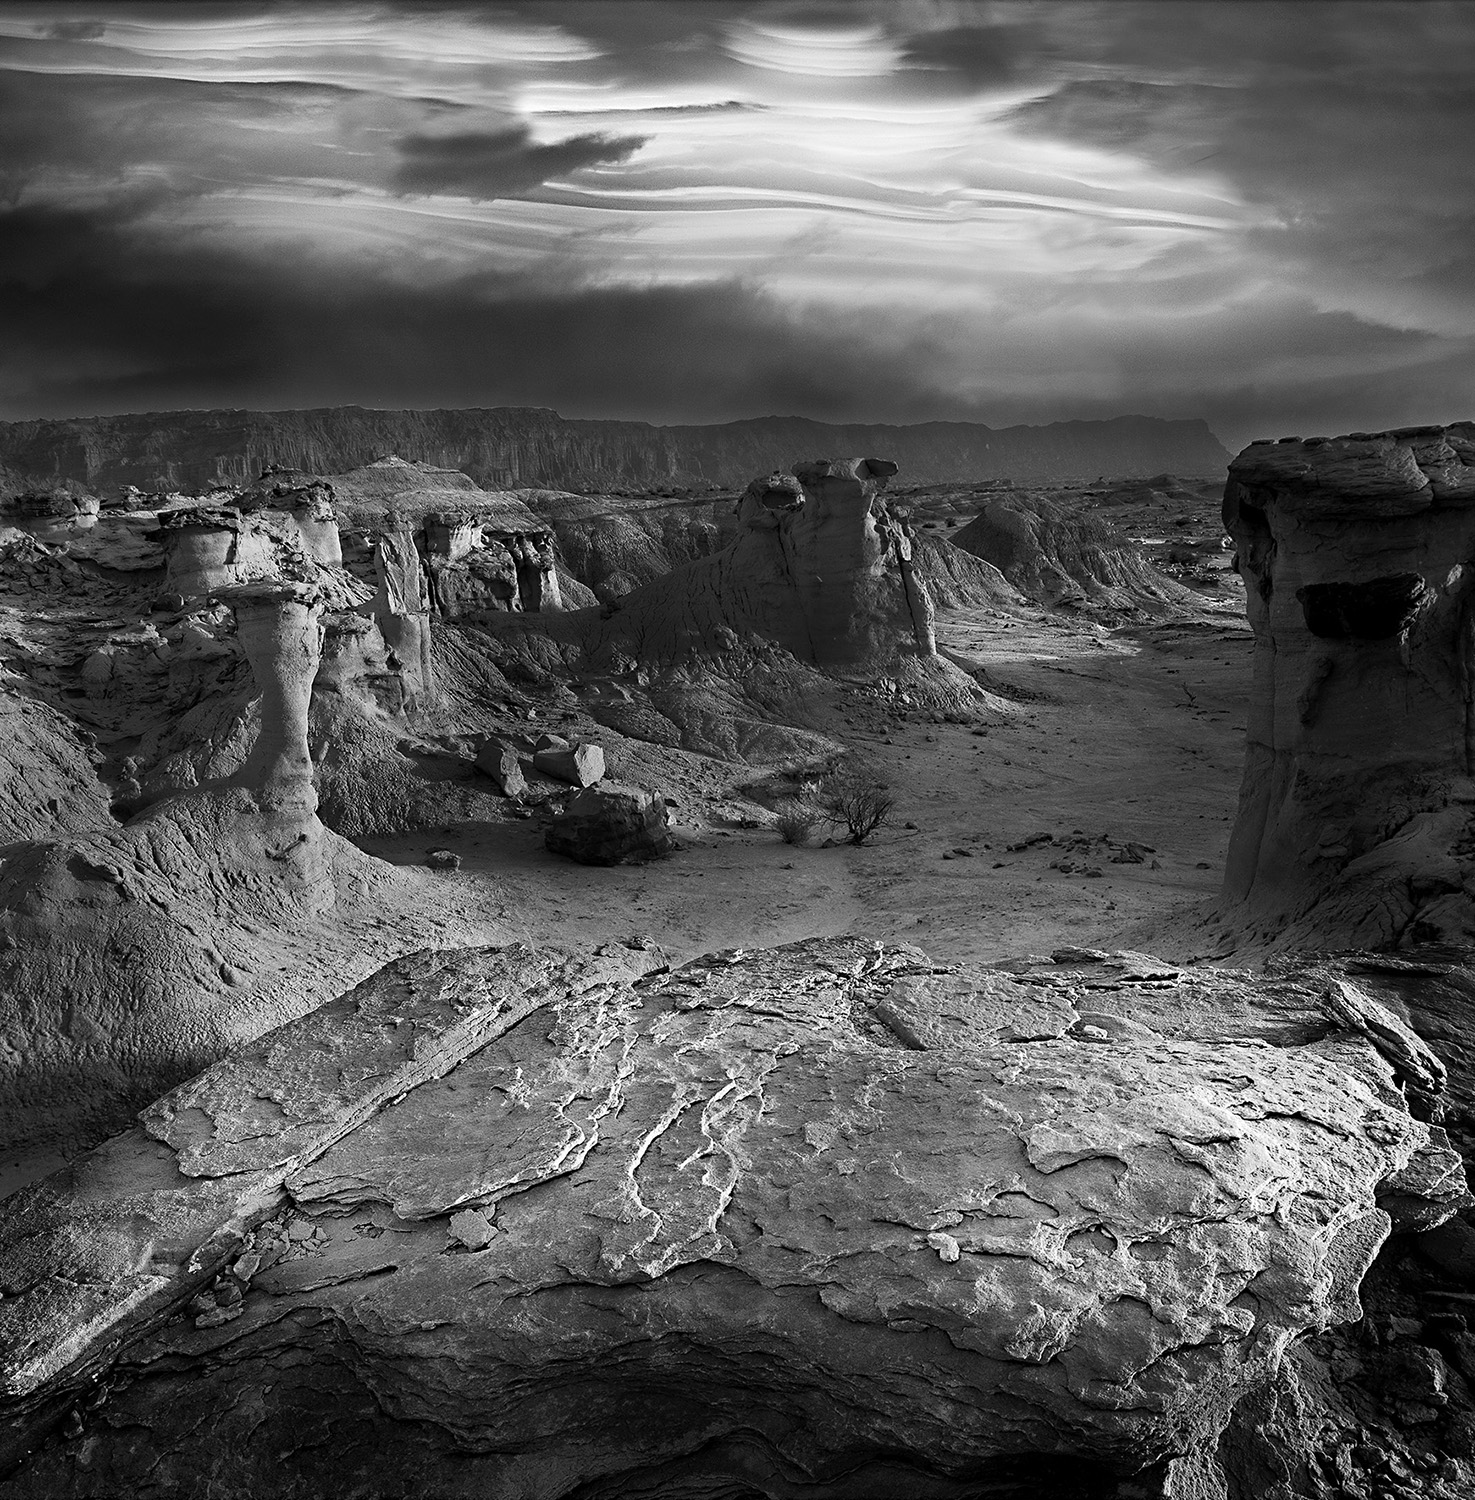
<box><xmin>0</xmin><ymin>937</ymin><xmax>1462</xmax><ymax>1499</ymax></box>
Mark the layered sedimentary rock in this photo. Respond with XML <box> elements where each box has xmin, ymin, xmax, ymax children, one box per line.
<box><xmin>1221</xmin><ymin>422</ymin><xmax>1475</xmax><ymax>947</ymax></box>
<box><xmin>154</xmin><ymin>504</ymin><xmax>276</xmax><ymax>598</ymax></box>
<box><xmin>0</xmin><ymin>491</ymin><xmax>99</xmax><ymax>546</ymax></box>
<box><xmin>0</xmin><ymin>406</ymin><xmax>1232</xmax><ymax>493</ymax></box>
<box><xmin>149</xmin><ymin>472</ymin><xmax>349</xmax><ymax>602</ymax></box>
<box><xmin>0</xmin><ymin>582</ymin><xmax>400</xmax><ymax>1165</ymax></box>
<box><xmin>952</xmin><ymin>496</ymin><xmax>1193</xmax><ymax>615</ymax></box>
<box><xmin>235</xmin><ymin>468</ymin><xmax>343</xmax><ymax>567</ymax></box>
<box><xmin>586</xmin><ymin>457</ymin><xmax>937</xmax><ymax>672</ymax></box>
<box><xmin>421</xmin><ymin>503</ymin><xmax>562</xmax><ymax>616</ymax></box>
<box><xmin>0</xmin><ymin>938</ymin><xmax>1462</xmax><ymax>1497</ymax></box>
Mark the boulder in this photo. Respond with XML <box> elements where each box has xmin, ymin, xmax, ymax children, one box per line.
<box><xmin>545</xmin><ymin>781</ymin><xmax>673</xmax><ymax>865</ymax></box>
<box><xmin>475</xmin><ymin>738</ymin><xmax>527</xmax><ymax>797</ymax></box>
<box><xmin>532</xmin><ymin>741</ymin><xmax>605</xmax><ymax>788</ymax></box>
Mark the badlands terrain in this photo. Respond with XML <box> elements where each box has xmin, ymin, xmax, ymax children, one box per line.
<box><xmin>2</xmin><ymin>420</ymin><xmax>1475</xmax><ymax>1498</ymax></box>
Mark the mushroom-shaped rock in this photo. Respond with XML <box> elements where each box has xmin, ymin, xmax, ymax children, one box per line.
<box><xmin>154</xmin><ymin>505</ymin><xmax>275</xmax><ymax>598</ymax></box>
<box><xmin>785</xmin><ymin>456</ymin><xmax>934</xmax><ymax>662</ymax></box>
<box><xmin>215</xmin><ymin>582</ymin><xmax>324</xmax><ymax>817</ymax></box>
<box><xmin>1221</xmin><ymin>422</ymin><xmax>1475</xmax><ymax>946</ymax></box>
<box><xmin>545</xmin><ymin>782</ymin><xmax>674</xmax><ymax>864</ymax></box>
<box><xmin>236</xmin><ymin>470</ymin><xmax>343</xmax><ymax>567</ymax></box>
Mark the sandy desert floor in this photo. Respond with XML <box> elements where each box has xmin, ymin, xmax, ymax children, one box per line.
<box><xmin>361</xmin><ymin>598</ymin><xmax>1253</xmax><ymax>972</ymax></box>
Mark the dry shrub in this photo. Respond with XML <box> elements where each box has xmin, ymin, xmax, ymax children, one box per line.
<box><xmin>825</xmin><ymin>776</ymin><xmax>896</xmax><ymax>845</ymax></box>
<box><xmin>774</xmin><ymin>799</ymin><xmax>821</xmax><ymax>846</ymax></box>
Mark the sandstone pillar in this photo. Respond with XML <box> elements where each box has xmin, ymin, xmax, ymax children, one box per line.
<box><xmin>787</xmin><ymin>456</ymin><xmax>933</xmax><ymax>666</ymax></box>
<box><xmin>155</xmin><ymin>506</ymin><xmax>264</xmax><ymax>598</ymax></box>
<box><xmin>1221</xmin><ymin>422</ymin><xmax>1475</xmax><ymax>944</ymax></box>
<box><xmin>220</xmin><ymin>582</ymin><xmax>324</xmax><ymax>816</ymax></box>
<box><xmin>371</xmin><ymin>515</ymin><xmax>436</xmax><ymax>715</ymax></box>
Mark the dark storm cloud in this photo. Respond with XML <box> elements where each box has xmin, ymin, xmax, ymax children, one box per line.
<box><xmin>898</xmin><ymin>24</ymin><xmax>1042</xmax><ymax>90</ymax></box>
<box><xmin>392</xmin><ymin>124</ymin><xmax>648</xmax><ymax>201</ymax></box>
<box><xmin>42</xmin><ymin>19</ymin><xmax>105</xmax><ymax>40</ymax></box>
<box><xmin>0</xmin><ymin>193</ymin><xmax>950</xmax><ymax>422</ymax></box>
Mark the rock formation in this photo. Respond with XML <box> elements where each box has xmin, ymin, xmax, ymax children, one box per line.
<box><xmin>0</xmin><ymin>581</ymin><xmax>407</xmax><ymax>1170</ymax></box>
<box><xmin>154</xmin><ymin>504</ymin><xmax>276</xmax><ymax>599</ymax></box>
<box><xmin>235</xmin><ymin>468</ymin><xmax>344</xmax><ymax>567</ymax></box>
<box><xmin>952</xmin><ymin>495</ymin><xmax>1194</xmax><ymax>615</ymax></box>
<box><xmin>421</xmin><ymin>503</ymin><xmax>563</xmax><ymax>616</ymax></box>
<box><xmin>786</xmin><ymin>457</ymin><xmax>935</xmax><ymax>663</ymax></box>
<box><xmin>596</xmin><ymin>457</ymin><xmax>937</xmax><ymax>672</ymax></box>
<box><xmin>545</xmin><ymin>781</ymin><xmax>672</xmax><ymax>863</ymax></box>
<box><xmin>1221</xmin><ymin>422</ymin><xmax>1475</xmax><ymax>947</ymax></box>
<box><xmin>0</xmin><ymin>406</ymin><xmax>1232</xmax><ymax>494</ymax></box>
<box><xmin>223</xmin><ymin>582</ymin><xmax>323</xmax><ymax>815</ymax></box>
<box><xmin>153</xmin><ymin>477</ymin><xmax>349</xmax><ymax>603</ymax></box>
<box><xmin>0</xmin><ymin>938</ymin><xmax>1463</xmax><ymax>1496</ymax></box>
<box><xmin>0</xmin><ymin>491</ymin><xmax>99</xmax><ymax>546</ymax></box>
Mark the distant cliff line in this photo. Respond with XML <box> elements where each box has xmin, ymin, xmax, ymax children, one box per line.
<box><xmin>0</xmin><ymin>405</ymin><xmax>1231</xmax><ymax>494</ymax></box>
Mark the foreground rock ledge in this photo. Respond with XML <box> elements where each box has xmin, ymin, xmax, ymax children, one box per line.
<box><xmin>0</xmin><ymin>939</ymin><xmax>1462</xmax><ymax>1497</ymax></box>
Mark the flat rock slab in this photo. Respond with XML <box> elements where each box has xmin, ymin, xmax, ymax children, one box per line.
<box><xmin>2</xmin><ymin>937</ymin><xmax>1463</xmax><ymax>1498</ymax></box>
<box><xmin>0</xmin><ymin>942</ymin><xmax>655</xmax><ymax>1404</ymax></box>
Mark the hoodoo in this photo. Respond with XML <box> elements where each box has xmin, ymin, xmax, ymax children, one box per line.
<box><xmin>786</xmin><ymin>456</ymin><xmax>935</xmax><ymax>664</ymax></box>
<box><xmin>219</xmin><ymin>581</ymin><xmax>324</xmax><ymax>817</ymax></box>
<box><xmin>1221</xmin><ymin>422</ymin><xmax>1475</xmax><ymax>946</ymax></box>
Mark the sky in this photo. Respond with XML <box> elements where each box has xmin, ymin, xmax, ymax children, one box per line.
<box><xmin>1</xmin><ymin>0</ymin><xmax>1473</xmax><ymax>449</ymax></box>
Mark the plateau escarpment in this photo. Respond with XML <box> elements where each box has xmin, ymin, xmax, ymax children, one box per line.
<box><xmin>0</xmin><ymin>405</ymin><xmax>1231</xmax><ymax>494</ymax></box>
<box><xmin>1220</xmin><ymin>422</ymin><xmax>1475</xmax><ymax>948</ymax></box>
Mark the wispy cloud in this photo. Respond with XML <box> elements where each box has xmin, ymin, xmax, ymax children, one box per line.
<box><xmin>1</xmin><ymin>0</ymin><xmax>1473</xmax><ymax>445</ymax></box>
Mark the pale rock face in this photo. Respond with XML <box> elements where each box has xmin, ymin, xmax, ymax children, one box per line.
<box><xmin>367</xmin><ymin>516</ymin><xmax>436</xmax><ymax>717</ymax></box>
<box><xmin>0</xmin><ymin>939</ymin><xmax>1461</xmax><ymax>1497</ymax></box>
<box><xmin>236</xmin><ymin>472</ymin><xmax>344</xmax><ymax>568</ymax></box>
<box><xmin>708</xmin><ymin>457</ymin><xmax>934</xmax><ymax>669</ymax></box>
<box><xmin>155</xmin><ymin>506</ymin><xmax>278</xmax><ymax>598</ymax></box>
<box><xmin>422</xmin><ymin>508</ymin><xmax>562</xmax><ymax>617</ymax></box>
<box><xmin>1221</xmin><ymin>422</ymin><xmax>1475</xmax><ymax>947</ymax></box>
<box><xmin>223</xmin><ymin>583</ymin><xmax>323</xmax><ymax>817</ymax></box>
<box><xmin>785</xmin><ymin>456</ymin><xmax>934</xmax><ymax>664</ymax></box>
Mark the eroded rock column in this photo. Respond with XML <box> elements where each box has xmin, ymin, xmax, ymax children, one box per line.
<box><xmin>1222</xmin><ymin>422</ymin><xmax>1475</xmax><ymax>944</ymax></box>
<box><xmin>786</xmin><ymin>456</ymin><xmax>934</xmax><ymax>666</ymax></box>
<box><xmin>220</xmin><ymin>582</ymin><xmax>324</xmax><ymax>816</ymax></box>
<box><xmin>371</xmin><ymin>514</ymin><xmax>436</xmax><ymax>716</ymax></box>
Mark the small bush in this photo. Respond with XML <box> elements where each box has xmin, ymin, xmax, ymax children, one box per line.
<box><xmin>775</xmin><ymin>799</ymin><xmax>821</xmax><ymax>846</ymax></box>
<box><xmin>827</xmin><ymin>778</ymin><xmax>896</xmax><ymax>845</ymax></box>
